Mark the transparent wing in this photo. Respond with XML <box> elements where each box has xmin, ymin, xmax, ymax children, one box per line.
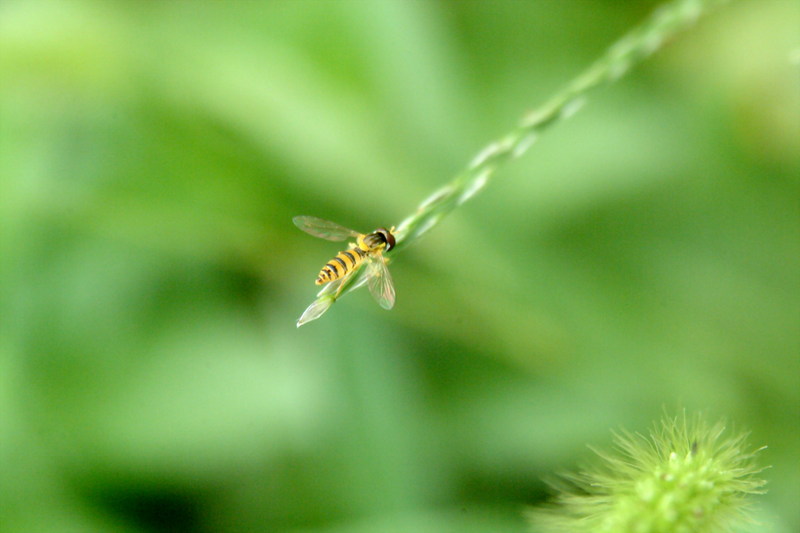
<box><xmin>367</xmin><ymin>256</ymin><xmax>395</xmax><ymax>310</ymax></box>
<box><xmin>343</xmin><ymin>265</ymin><xmax>370</xmax><ymax>295</ymax></box>
<box><xmin>296</xmin><ymin>296</ymin><xmax>334</xmax><ymax>327</ymax></box>
<box><xmin>296</xmin><ymin>276</ymin><xmax>345</xmax><ymax>327</ymax></box>
<box><xmin>293</xmin><ymin>216</ymin><xmax>361</xmax><ymax>241</ymax></box>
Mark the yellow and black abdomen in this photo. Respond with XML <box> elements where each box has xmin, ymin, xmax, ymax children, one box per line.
<box><xmin>316</xmin><ymin>247</ymin><xmax>367</xmax><ymax>285</ymax></box>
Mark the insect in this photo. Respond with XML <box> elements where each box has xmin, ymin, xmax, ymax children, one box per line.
<box><xmin>293</xmin><ymin>216</ymin><xmax>396</xmax><ymax>312</ymax></box>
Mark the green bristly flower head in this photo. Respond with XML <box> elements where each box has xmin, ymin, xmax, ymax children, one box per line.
<box><xmin>529</xmin><ymin>413</ymin><xmax>767</xmax><ymax>533</ymax></box>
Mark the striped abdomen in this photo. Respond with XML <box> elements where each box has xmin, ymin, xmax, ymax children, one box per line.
<box><xmin>316</xmin><ymin>247</ymin><xmax>367</xmax><ymax>285</ymax></box>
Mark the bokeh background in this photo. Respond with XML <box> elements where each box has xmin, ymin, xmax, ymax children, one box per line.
<box><xmin>2</xmin><ymin>1</ymin><xmax>798</xmax><ymax>532</ymax></box>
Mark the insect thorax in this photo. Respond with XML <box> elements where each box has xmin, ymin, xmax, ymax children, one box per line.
<box><xmin>360</xmin><ymin>229</ymin><xmax>395</xmax><ymax>252</ymax></box>
<box><xmin>360</xmin><ymin>232</ymin><xmax>385</xmax><ymax>251</ymax></box>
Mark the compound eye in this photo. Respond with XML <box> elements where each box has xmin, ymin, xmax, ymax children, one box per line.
<box><xmin>379</xmin><ymin>228</ymin><xmax>396</xmax><ymax>251</ymax></box>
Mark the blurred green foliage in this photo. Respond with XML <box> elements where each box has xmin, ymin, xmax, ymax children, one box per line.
<box><xmin>1</xmin><ymin>1</ymin><xmax>798</xmax><ymax>532</ymax></box>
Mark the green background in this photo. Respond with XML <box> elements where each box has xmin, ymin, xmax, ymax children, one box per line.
<box><xmin>2</xmin><ymin>1</ymin><xmax>798</xmax><ymax>532</ymax></box>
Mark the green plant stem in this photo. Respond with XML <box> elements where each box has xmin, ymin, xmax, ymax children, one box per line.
<box><xmin>392</xmin><ymin>0</ymin><xmax>728</xmax><ymax>251</ymax></box>
<box><xmin>297</xmin><ymin>0</ymin><xmax>729</xmax><ymax>326</ymax></box>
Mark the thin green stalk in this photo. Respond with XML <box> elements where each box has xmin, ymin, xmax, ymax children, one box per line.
<box><xmin>297</xmin><ymin>0</ymin><xmax>729</xmax><ymax>327</ymax></box>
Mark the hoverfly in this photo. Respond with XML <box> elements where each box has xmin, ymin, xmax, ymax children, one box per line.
<box><xmin>294</xmin><ymin>216</ymin><xmax>396</xmax><ymax>323</ymax></box>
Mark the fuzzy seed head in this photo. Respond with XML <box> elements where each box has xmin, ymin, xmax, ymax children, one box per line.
<box><xmin>529</xmin><ymin>413</ymin><xmax>767</xmax><ymax>533</ymax></box>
